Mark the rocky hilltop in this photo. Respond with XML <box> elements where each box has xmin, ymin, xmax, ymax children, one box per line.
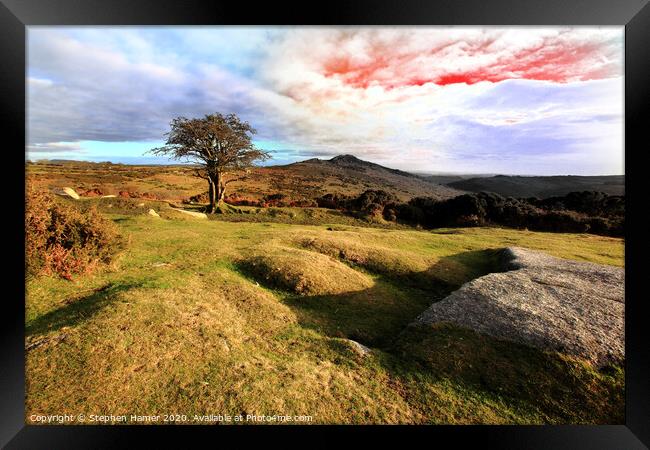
<box><xmin>277</xmin><ymin>154</ymin><xmax>464</xmax><ymax>201</ymax></box>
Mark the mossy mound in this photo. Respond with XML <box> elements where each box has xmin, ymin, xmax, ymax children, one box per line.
<box><xmin>298</xmin><ymin>235</ymin><xmax>428</xmax><ymax>277</ymax></box>
<box><xmin>240</xmin><ymin>246</ymin><xmax>374</xmax><ymax>296</ymax></box>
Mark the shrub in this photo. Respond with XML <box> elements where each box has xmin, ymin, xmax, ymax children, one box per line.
<box><xmin>316</xmin><ymin>193</ymin><xmax>353</xmax><ymax>209</ymax></box>
<box><xmin>26</xmin><ymin>186</ymin><xmax>124</xmax><ymax>280</ymax></box>
<box><xmin>353</xmin><ymin>190</ymin><xmax>397</xmax><ymax>212</ymax></box>
<box><xmin>587</xmin><ymin>216</ymin><xmax>614</xmax><ymax>236</ymax></box>
<box><xmin>530</xmin><ymin>191</ymin><xmax>625</xmax><ymax>218</ymax></box>
<box><xmin>81</xmin><ymin>188</ymin><xmax>104</xmax><ymax>197</ymax></box>
<box><xmin>383</xmin><ymin>207</ymin><xmax>398</xmax><ymax>222</ymax></box>
<box><xmin>390</xmin><ymin>202</ymin><xmax>425</xmax><ymax>223</ymax></box>
<box><xmin>530</xmin><ymin>210</ymin><xmax>590</xmax><ymax>233</ymax></box>
<box><xmin>187</xmin><ymin>191</ymin><xmax>209</xmax><ymax>203</ymax></box>
<box><xmin>262</xmin><ymin>193</ymin><xmax>288</xmax><ymax>207</ymax></box>
<box><xmin>288</xmin><ymin>198</ymin><xmax>318</xmax><ymax>208</ymax></box>
<box><xmin>382</xmin><ymin>191</ymin><xmax>623</xmax><ymax>237</ymax></box>
<box><xmin>225</xmin><ymin>193</ymin><xmax>261</xmax><ymax>207</ymax></box>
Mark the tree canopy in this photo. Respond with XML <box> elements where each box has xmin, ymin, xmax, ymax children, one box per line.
<box><xmin>150</xmin><ymin>113</ymin><xmax>271</xmax><ymax>213</ymax></box>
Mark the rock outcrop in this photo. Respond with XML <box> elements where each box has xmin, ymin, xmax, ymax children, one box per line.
<box><xmin>53</xmin><ymin>187</ymin><xmax>80</xmax><ymax>200</ymax></box>
<box><xmin>346</xmin><ymin>339</ymin><xmax>372</xmax><ymax>357</ymax></box>
<box><xmin>171</xmin><ymin>208</ymin><xmax>208</xmax><ymax>219</ymax></box>
<box><xmin>414</xmin><ymin>247</ymin><xmax>624</xmax><ymax>367</ymax></box>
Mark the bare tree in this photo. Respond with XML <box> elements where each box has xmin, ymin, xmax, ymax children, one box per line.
<box><xmin>150</xmin><ymin>113</ymin><xmax>271</xmax><ymax>213</ymax></box>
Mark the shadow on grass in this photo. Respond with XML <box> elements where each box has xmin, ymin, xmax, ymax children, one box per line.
<box><xmin>237</xmin><ymin>248</ymin><xmax>503</xmax><ymax>348</ymax></box>
<box><xmin>238</xmin><ymin>245</ymin><xmax>624</xmax><ymax>423</ymax></box>
<box><xmin>381</xmin><ymin>323</ymin><xmax>625</xmax><ymax>424</ymax></box>
<box><xmin>26</xmin><ymin>282</ymin><xmax>143</xmax><ymax>337</ymax></box>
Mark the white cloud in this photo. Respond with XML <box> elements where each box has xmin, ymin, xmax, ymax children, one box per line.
<box><xmin>27</xmin><ymin>27</ymin><xmax>624</xmax><ymax>174</ymax></box>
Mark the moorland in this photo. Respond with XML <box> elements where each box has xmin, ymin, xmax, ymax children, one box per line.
<box><xmin>25</xmin><ymin>157</ymin><xmax>625</xmax><ymax>424</ymax></box>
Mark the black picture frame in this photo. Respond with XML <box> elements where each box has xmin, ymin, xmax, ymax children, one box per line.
<box><xmin>2</xmin><ymin>0</ymin><xmax>648</xmax><ymax>447</ymax></box>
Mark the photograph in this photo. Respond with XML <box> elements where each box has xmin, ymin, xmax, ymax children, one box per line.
<box><xmin>24</xmin><ymin>25</ymin><xmax>627</xmax><ymax>426</ymax></box>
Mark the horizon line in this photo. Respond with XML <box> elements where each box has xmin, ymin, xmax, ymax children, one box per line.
<box><xmin>24</xmin><ymin>157</ymin><xmax>625</xmax><ymax>178</ymax></box>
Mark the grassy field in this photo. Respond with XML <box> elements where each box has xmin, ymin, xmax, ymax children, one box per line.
<box><xmin>25</xmin><ymin>198</ymin><xmax>624</xmax><ymax>424</ymax></box>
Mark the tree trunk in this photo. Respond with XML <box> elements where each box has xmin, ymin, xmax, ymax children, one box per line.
<box><xmin>215</xmin><ymin>172</ymin><xmax>226</xmax><ymax>206</ymax></box>
<box><xmin>207</xmin><ymin>178</ymin><xmax>216</xmax><ymax>214</ymax></box>
<box><xmin>218</xmin><ymin>180</ymin><xmax>226</xmax><ymax>203</ymax></box>
<box><xmin>207</xmin><ymin>172</ymin><xmax>226</xmax><ymax>213</ymax></box>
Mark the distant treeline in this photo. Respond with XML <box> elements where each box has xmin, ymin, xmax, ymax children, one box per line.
<box><xmin>316</xmin><ymin>190</ymin><xmax>624</xmax><ymax>237</ymax></box>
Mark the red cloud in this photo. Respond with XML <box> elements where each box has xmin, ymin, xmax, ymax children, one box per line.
<box><xmin>321</xmin><ymin>32</ymin><xmax>621</xmax><ymax>88</ymax></box>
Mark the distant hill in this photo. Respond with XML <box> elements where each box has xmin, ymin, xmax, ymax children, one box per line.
<box><xmin>419</xmin><ymin>175</ymin><xmax>466</xmax><ymax>185</ymax></box>
<box><xmin>26</xmin><ymin>156</ymin><xmax>464</xmax><ymax>202</ymax></box>
<box><xmin>417</xmin><ymin>174</ymin><xmax>495</xmax><ymax>185</ymax></box>
<box><xmin>260</xmin><ymin>154</ymin><xmax>464</xmax><ymax>201</ymax></box>
<box><xmin>30</xmin><ymin>156</ymin><xmax>623</xmax><ymax>203</ymax></box>
<box><xmin>447</xmin><ymin>175</ymin><xmax>624</xmax><ymax>199</ymax></box>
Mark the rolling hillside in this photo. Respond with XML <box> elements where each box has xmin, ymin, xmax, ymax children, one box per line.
<box><xmin>27</xmin><ymin>158</ymin><xmax>625</xmax><ymax>203</ymax></box>
<box><xmin>447</xmin><ymin>175</ymin><xmax>625</xmax><ymax>199</ymax></box>
<box><xmin>27</xmin><ymin>156</ymin><xmax>465</xmax><ymax>203</ymax></box>
<box><xmin>258</xmin><ymin>154</ymin><xmax>464</xmax><ymax>201</ymax></box>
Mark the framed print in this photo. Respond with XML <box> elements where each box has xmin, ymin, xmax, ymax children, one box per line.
<box><xmin>2</xmin><ymin>0</ymin><xmax>649</xmax><ymax>447</ymax></box>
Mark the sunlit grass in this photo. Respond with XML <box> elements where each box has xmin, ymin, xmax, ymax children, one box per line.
<box><xmin>25</xmin><ymin>205</ymin><xmax>624</xmax><ymax>424</ymax></box>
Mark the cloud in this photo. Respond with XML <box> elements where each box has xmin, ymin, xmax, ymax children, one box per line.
<box><xmin>27</xmin><ymin>29</ymin><xmax>292</xmax><ymax>145</ymax></box>
<box><xmin>261</xmin><ymin>28</ymin><xmax>622</xmax><ymax>90</ymax></box>
<box><xmin>27</xmin><ymin>141</ymin><xmax>85</xmax><ymax>153</ymax></box>
<box><xmin>27</xmin><ymin>27</ymin><xmax>624</xmax><ymax>174</ymax></box>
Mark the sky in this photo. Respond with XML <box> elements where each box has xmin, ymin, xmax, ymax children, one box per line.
<box><xmin>27</xmin><ymin>27</ymin><xmax>624</xmax><ymax>175</ymax></box>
